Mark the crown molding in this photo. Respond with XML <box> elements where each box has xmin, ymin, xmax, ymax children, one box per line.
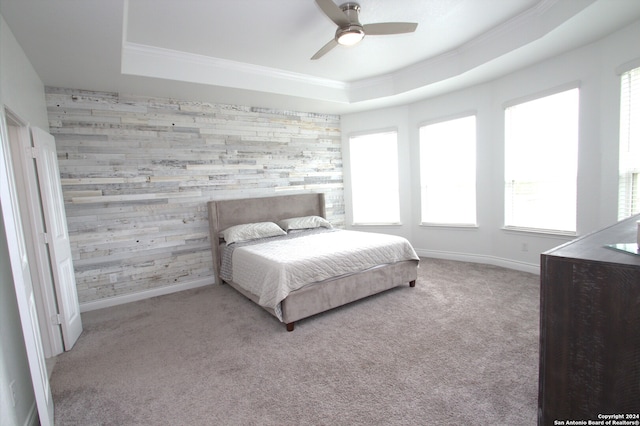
<box><xmin>121</xmin><ymin>42</ymin><xmax>351</xmax><ymax>103</ymax></box>
<box><xmin>375</xmin><ymin>0</ymin><xmax>594</xmax><ymax>96</ymax></box>
<box><xmin>120</xmin><ymin>0</ymin><xmax>596</xmax><ymax>107</ymax></box>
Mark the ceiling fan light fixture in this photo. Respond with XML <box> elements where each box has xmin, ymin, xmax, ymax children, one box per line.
<box><xmin>336</xmin><ymin>25</ymin><xmax>365</xmax><ymax>45</ymax></box>
<box><xmin>311</xmin><ymin>0</ymin><xmax>417</xmax><ymax>60</ymax></box>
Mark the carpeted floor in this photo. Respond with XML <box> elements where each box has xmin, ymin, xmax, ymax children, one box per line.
<box><xmin>50</xmin><ymin>258</ymin><xmax>540</xmax><ymax>425</ymax></box>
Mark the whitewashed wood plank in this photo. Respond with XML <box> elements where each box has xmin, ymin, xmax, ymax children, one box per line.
<box><xmin>61</xmin><ymin>177</ymin><xmax>148</xmax><ymax>185</ymax></box>
<box><xmin>71</xmin><ymin>190</ymin><xmax>202</xmax><ymax>204</ymax></box>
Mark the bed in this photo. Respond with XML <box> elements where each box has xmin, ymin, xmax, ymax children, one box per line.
<box><xmin>207</xmin><ymin>193</ymin><xmax>419</xmax><ymax>331</ymax></box>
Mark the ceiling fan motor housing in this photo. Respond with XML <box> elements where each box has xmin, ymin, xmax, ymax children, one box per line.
<box><xmin>336</xmin><ymin>2</ymin><xmax>364</xmax><ymax>45</ymax></box>
<box><xmin>340</xmin><ymin>2</ymin><xmax>362</xmax><ymax>22</ymax></box>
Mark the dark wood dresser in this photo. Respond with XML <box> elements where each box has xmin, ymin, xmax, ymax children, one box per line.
<box><xmin>538</xmin><ymin>214</ymin><xmax>640</xmax><ymax>425</ymax></box>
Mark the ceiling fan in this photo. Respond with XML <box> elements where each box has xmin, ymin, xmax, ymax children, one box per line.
<box><xmin>311</xmin><ymin>0</ymin><xmax>418</xmax><ymax>60</ymax></box>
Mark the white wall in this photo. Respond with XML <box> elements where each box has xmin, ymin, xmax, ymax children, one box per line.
<box><xmin>0</xmin><ymin>13</ymin><xmax>49</xmax><ymax>426</ymax></box>
<box><xmin>0</xmin><ymin>214</ymin><xmax>36</xmax><ymax>426</ymax></box>
<box><xmin>342</xmin><ymin>19</ymin><xmax>640</xmax><ymax>274</ymax></box>
<box><xmin>0</xmin><ymin>16</ymin><xmax>49</xmax><ymax>131</ymax></box>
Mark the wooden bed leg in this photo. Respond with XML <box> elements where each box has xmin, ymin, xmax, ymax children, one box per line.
<box><xmin>286</xmin><ymin>322</ymin><xmax>295</xmax><ymax>332</ymax></box>
<box><xmin>409</xmin><ymin>280</ymin><xmax>416</xmax><ymax>287</ymax></box>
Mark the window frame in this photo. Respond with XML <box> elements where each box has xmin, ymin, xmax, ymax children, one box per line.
<box><xmin>502</xmin><ymin>84</ymin><xmax>580</xmax><ymax>236</ymax></box>
<box><xmin>418</xmin><ymin>113</ymin><xmax>478</xmax><ymax>228</ymax></box>
<box><xmin>617</xmin><ymin>63</ymin><xmax>640</xmax><ymax>220</ymax></box>
<box><xmin>347</xmin><ymin>129</ymin><xmax>402</xmax><ymax>226</ymax></box>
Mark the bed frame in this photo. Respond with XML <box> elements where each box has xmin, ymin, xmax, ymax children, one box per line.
<box><xmin>207</xmin><ymin>193</ymin><xmax>418</xmax><ymax>331</ymax></box>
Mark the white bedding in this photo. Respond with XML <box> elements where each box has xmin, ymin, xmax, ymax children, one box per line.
<box><xmin>226</xmin><ymin>229</ymin><xmax>419</xmax><ymax>320</ymax></box>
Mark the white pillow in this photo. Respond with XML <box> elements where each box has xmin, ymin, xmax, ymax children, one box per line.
<box><xmin>220</xmin><ymin>222</ymin><xmax>286</xmax><ymax>245</ymax></box>
<box><xmin>278</xmin><ymin>215</ymin><xmax>332</xmax><ymax>232</ymax></box>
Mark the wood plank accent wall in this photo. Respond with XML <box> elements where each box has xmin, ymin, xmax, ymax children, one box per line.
<box><xmin>45</xmin><ymin>87</ymin><xmax>344</xmax><ymax>304</ymax></box>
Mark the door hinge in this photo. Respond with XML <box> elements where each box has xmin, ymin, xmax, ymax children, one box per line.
<box><xmin>51</xmin><ymin>314</ymin><xmax>62</xmax><ymax>325</ymax></box>
<box><xmin>29</xmin><ymin>146</ymin><xmax>39</xmax><ymax>159</ymax></box>
<box><xmin>41</xmin><ymin>232</ymin><xmax>50</xmax><ymax>245</ymax></box>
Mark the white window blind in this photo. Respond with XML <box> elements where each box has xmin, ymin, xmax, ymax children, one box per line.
<box><xmin>419</xmin><ymin>115</ymin><xmax>477</xmax><ymax>225</ymax></box>
<box><xmin>618</xmin><ymin>66</ymin><xmax>640</xmax><ymax>220</ymax></box>
<box><xmin>504</xmin><ymin>88</ymin><xmax>579</xmax><ymax>233</ymax></box>
<box><xmin>348</xmin><ymin>131</ymin><xmax>401</xmax><ymax>224</ymax></box>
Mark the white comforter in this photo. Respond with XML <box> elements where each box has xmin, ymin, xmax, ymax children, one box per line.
<box><xmin>229</xmin><ymin>229</ymin><xmax>419</xmax><ymax>320</ymax></box>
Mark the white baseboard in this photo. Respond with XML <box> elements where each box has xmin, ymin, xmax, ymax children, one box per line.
<box><xmin>415</xmin><ymin>249</ymin><xmax>540</xmax><ymax>275</ymax></box>
<box><xmin>79</xmin><ymin>277</ymin><xmax>215</xmax><ymax>312</ymax></box>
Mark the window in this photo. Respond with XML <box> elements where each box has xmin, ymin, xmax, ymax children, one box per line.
<box><xmin>419</xmin><ymin>115</ymin><xmax>477</xmax><ymax>225</ymax></box>
<box><xmin>504</xmin><ymin>88</ymin><xmax>579</xmax><ymax>233</ymax></box>
<box><xmin>618</xmin><ymin>66</ymin><xmax>640</xmax><ymax>220</ymax></box>
<box><xmin>348</xmin><ymin>131</ymin><xmax>400</xmax><ymax>224</ymax></box>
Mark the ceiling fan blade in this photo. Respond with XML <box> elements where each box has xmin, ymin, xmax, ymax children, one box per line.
<box><xmin>311</xmin><ymin>39</ymin><xmax>339</xmax><ymax>60</ymax></box>
<box><xmin>363</xmin><ymin>22</ymin><xmax>418</xmax><ymax>36</ymax></box>
<box><xmin>315</xmin><ymin>0</ymin><xmax>350</xmax><ymax>27</ymax></box>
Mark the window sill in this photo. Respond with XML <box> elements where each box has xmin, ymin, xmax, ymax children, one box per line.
<box><xmin>419</xmin><ymin>223</ymin><xmax>478</xmax><ymax>230</ymax></box>
<box><xmin>502</xmin><ymin>226</ymin><xmax>577</xmax><ymax>238</ymax></box>
<box><xmin>350</xmin><ymin>222</ymin><xmax>403</xmax><ymax>227</ymax></box>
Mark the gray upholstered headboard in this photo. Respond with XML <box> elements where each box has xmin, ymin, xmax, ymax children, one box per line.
<box><xmin>207</xmin><ymin>193</ymin><xmax>326</xmax><ymax>281</ymax></box>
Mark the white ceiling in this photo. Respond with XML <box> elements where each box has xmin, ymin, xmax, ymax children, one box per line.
<box><xmin>2</xmin><ymin>0</ymin><xmax>640</xmax><ymax>115</ymax></box>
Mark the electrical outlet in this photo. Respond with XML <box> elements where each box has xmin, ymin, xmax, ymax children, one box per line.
<box><xmin>9</xmin><ymin>380</ymin><xmax>17</xmax><ymax>407</ymax></box>
<box><xmin>109</xmin><ymin>273</ymin><xmax>118</xmax><ymax>283</ymax></box>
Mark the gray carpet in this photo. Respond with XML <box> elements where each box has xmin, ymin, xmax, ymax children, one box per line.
<box><xmin>51</xmin><ymin>258</ymin><xmax>540</xmax><ymax>425</ymax></box>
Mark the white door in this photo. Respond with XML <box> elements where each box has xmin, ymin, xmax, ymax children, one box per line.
<box><xmin>1</xmin><ymin>112</ymin><xmax>53</xmax><ymax>425</ymax></box>
<box><xmin>8</xmin><ymin>120</ymin><xmax>64</xmax><ymax>358</ymax></box>
<box><xmin>31</xmin><ymin>127</ymin><xmax>82</xmax><ymax>349</ymax></box>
